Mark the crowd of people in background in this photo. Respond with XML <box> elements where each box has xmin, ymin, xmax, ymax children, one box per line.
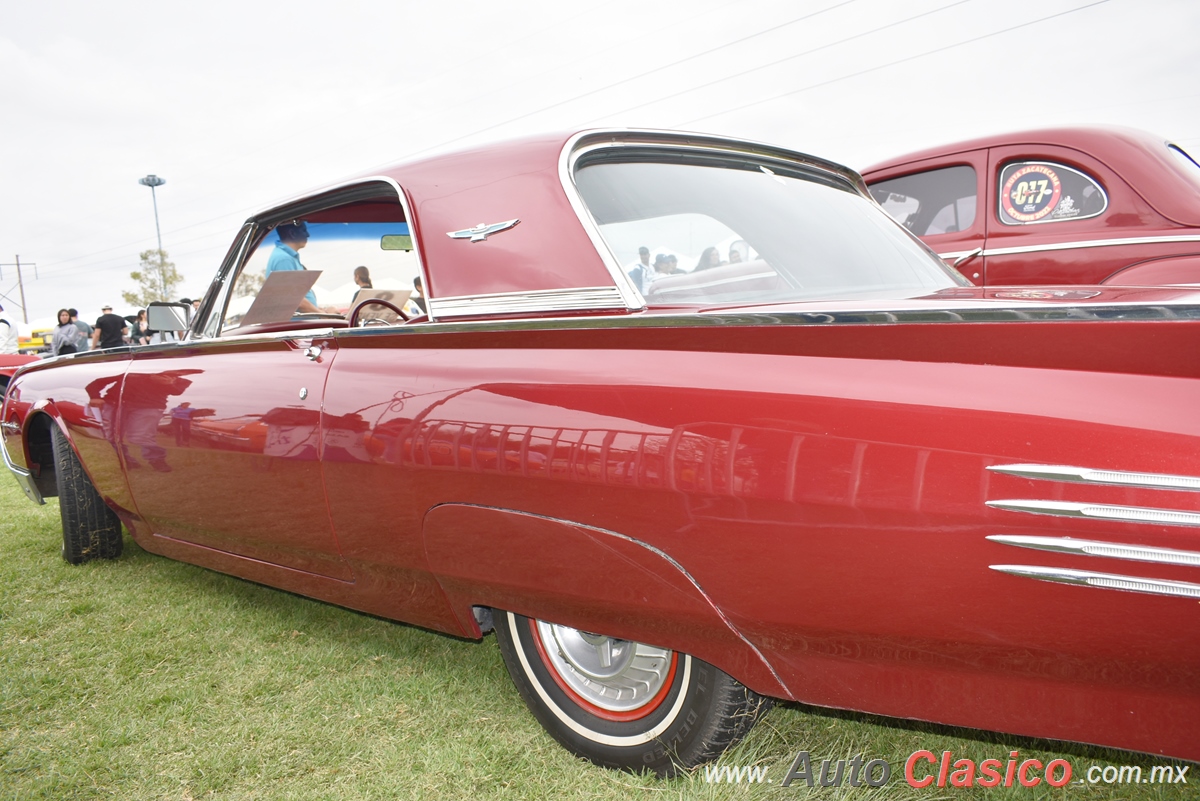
<box><xmin>625</xmin><ymin>241</ymin><xmax>750</xmax><ymax>294</ymax></box>
<box><xmin>9</xmin><ymin>266</ymin><xmax>431</xmax><ymax>358</ymax></box>
<box><xmin>40</xmin><ymin>300</ymin><xmax>201</xmax><ymax>356</ymax></box>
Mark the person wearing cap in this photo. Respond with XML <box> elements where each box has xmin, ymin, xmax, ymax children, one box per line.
<box><xmin>265</xmin><ymin>221</ymin><xmax>323</xmax><ymax>313</ymax></box>
<box><xmin>0</xmin><ymin>303</ymin><xmax>18</xmax><ymax>354</ymax></box>
<box><xmin>91</xmin><ymin>305</ymin><xmax>129</xmax><ymax>350</ymax></box>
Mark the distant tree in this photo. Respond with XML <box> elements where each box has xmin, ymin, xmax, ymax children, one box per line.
<box><xmin>122</xmin><ymin>249</ymin><xmax>183</xmax><ymax>308</ymax></box>
<box><xmin>235</xmin><ymin>268</ymin><xmax>265</xmax><ymax>297</ymax></box>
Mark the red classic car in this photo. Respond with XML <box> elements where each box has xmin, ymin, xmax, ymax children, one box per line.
<box><xmin>3</xmin><ymin>129</ymin><xmax>1200</xmax><ymax>774</ymax></box>
<box><xmin>1</xmin><ymin>354</ymin><xmax>39</xmax><ymax>397</ymax></box>
<box><xmin>862</xmin><ymin>126</ymin><xmax>1200</xmax><ymax>286</ymax></box>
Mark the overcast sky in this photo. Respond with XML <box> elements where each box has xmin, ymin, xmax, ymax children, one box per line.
<box><xmin>2</xmin><ymin>0</ymin><xmax>1197</xmax><ymax>329</ymax></box>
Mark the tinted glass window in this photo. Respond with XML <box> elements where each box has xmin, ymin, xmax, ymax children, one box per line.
<box><xmin>868</xmin><ymin>166</ymin><xmax>977</xmax><ymax>236</ymax></box>
<box><xmin>575</xmin><ymin>156</ymin><xmax>963</xmax><ymax>306</ymax></box>
<box><xmin>997</xmin><ymin>161</ymin><xmax>1107</xmax><ymax>225</ymax></box>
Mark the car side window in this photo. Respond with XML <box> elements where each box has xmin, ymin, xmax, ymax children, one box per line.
<box><xmin>997</xmin><ymin>161</ymin><xmax>1107</xmax><ymax>225</ymax></box>
<box><xmin>868</xmin><ymin>166</ymin><xmax>977</xmax><ymax>236</ymax></box>
<box><xmin>209</xmin><ymin>212</ymin><xmax>423</xmax><ymax>336</ymax></box>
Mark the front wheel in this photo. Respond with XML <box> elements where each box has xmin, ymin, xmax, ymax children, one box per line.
<box><xmin>52</xmin><ymin>425</ymin><xmax>123</xmax><ymax>564</ymax></box>
<box><xmin>494</xmin><ymin>610</ymin><xmax>769</xmax><ymax>776</ymax></box>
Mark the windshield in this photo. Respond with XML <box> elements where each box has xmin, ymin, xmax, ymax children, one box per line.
<box><xmin>574</xmin><ymin>155</ymin><xmax>965</xmax><ymax>306</ymax></box>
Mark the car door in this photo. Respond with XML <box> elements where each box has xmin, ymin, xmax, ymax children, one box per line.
<box><xmin>865</xmin><ymin>150</ymin><xmax>988</xmax><ymax>284</ymax></box>
<box><xmin>981</xmin><ymin>143</ymin><xmax>1155</xmax><ymax>285</ymax></box>
<box><xmin>120</xmin><ymin>334</ymin><xmax>352</xmax><ymax>580</ymax></box>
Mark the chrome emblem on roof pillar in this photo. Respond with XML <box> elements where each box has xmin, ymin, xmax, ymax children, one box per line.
<box><xmin>447</xmin><ymin>219</ymin><xmax>520</xmax><ymax>243</ymax></box>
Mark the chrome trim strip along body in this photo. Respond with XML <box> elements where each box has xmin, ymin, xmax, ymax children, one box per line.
<box><xmin>987</xmin><ymin>463</ymin><xmax>1200</xmax><ymax>491</ymax></box>
<box><xmin>987</xmin><ymin>535</ymin><xmax>1200</xmax><ymax>568</ymax></box>
<box><xmin>939</xmin><ymin>234</ymin><xmax>1200</xmax><ymax>262</ymax></box>
<box><xmin>1</xmin><ymin>427</ymin><xmax>43</xmax><ymax>505</ymax></box>
<box><xmin>990</xmin><ymin>565</ymin><xmax>1200</xmax><ymax>600</ymax></box>
<box><xmin>427</xmin><ymin>286</ymin><xmax>628</xmax><ymax>319</ymax></box>
<box><xmin>988</xmin><ymin>499</ymin><xmax>1200</xmax><ymax>527</ymax></box>
<box><xmin>333</xmin><ymin>302</ymin><xmax>1200</xmax><ymax>341</ymax></box>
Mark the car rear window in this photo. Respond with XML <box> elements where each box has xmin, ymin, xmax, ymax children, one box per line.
<box><xmin>997</xmin><ymin>161</ymin><xmax>1107</xmax><ymax>225</ymax></box>
<box><xmin>573</xmin><ymin>153</ymin><xmax>964</xmax><ymax>306</ymax></box>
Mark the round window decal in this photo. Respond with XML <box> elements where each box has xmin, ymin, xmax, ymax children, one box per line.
<box><xmin>1001</xmin><ymin>164</ymin><xmax>1062</xmax><ymax>222</ymax></box>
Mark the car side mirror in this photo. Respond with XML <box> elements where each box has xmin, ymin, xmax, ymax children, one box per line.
<box><xmin>147</xmin><ymin>301</ymin><xmax>191</xmax><ymax>332</ymax></box>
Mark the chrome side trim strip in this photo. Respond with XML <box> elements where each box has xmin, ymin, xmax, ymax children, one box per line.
<box><xmin>939</xmin><ymin>234</ymin><xmax>1200</xmax><ymax>261</ymax></box>
<box><xmin>427</xmin><ymin>286</ymin><xmax>628</xmax><ymax>319</ymax></box>
<box><xmin>988</xmin><ymin>499</ymin><xmax>1200</xmax><ymax>528</ymax></box>
<box><xmin>987</xmin><ymin>535</ymin><xmax>1200</xmax><ymax>568</ymax></box>
<box><xmin>990</xmin><ymin>565</ymin><xmax>1200</xmax><ymax>600</ymax></box>
<box><xmin>987</xmin><ymin>463</ymin><xmax>1200</xmax><ymax>491</ymax></box>
<box><xmin>332</xmin><ymin>302</ymin><xmax>1200</xmax><ymax>343</ymax></box>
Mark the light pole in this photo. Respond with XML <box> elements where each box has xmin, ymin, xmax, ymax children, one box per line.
<box><xmin>138</xmin><ymin>174</ymin><xmax>167</xmax><ymax>298</ymax></box>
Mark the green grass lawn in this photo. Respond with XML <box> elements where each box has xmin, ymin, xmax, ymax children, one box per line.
<box><xmin>0</xmin><ymin>476</ymin><xmax>1192</xmax><ymax>800</ymax></box>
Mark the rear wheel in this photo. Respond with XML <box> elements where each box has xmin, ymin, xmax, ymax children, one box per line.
<box><xmin>52</xmin><ymin>425</ymin><xmax>122</xmax><ymax>564</ymax></box>
<box><xmin>494</xmin><ymin>610</ymin><xmax>769</xmax><ymax>776</ymax></box>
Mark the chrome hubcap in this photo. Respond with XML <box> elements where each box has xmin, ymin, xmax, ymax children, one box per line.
<box><xmin>536</xmin><ymin>620</ymin><xmax>672</xmax><ymax>712</ymax></box>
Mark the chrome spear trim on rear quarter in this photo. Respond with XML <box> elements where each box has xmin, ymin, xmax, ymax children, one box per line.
<box><xmin>987</xmin><ymin>535</ymin><xmax>1200</xmax><ymax>568</ymax></box>
<box><xmin>986</xmin><ymin>463</ymin><xmax>1200</xmax><ymax>491</ymax></box>
<box><xmin>987</xmin><ymin>500</ymin><xmax>1200</xmax><ymax>528</ymax></box>
<box><xmin>990</xmin><ymin>565</ymin><xmax>1200</xmax><ymax>600</ymax></box>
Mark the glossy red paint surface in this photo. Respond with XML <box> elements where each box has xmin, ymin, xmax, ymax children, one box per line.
<box><xmin>4</xmin><ymin>129</ymin><xmax>1199</xmax><ymax>764</ymax></box>
<box><xmin>862</xmin><ymin>126</ymin><xmax>1200</xmax><ymax>286</ymax></box>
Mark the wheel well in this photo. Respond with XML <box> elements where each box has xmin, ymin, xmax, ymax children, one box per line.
<box><xmin>25</xmin><ymin>413</ymin><xmax>58</xmax><ymax>498</ymax></box>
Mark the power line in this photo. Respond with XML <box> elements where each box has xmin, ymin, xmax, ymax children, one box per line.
<box><xmin>584</xmin><ymin>0</ymin><xmax>974</xmax><ymax>123</ymax></box>
<box><xmin>352</xmin><ymin>0</ymin><xmax>861</xmax><ymax>173</ymax></box>
<box><xmin>677</xmin><ymin>0</ymin><xmax>1111</xmax><ymax>127</ymax></box>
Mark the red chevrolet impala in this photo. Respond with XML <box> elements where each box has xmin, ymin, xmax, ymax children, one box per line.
<box><xmin>3</xmin><ymin>129</ymin><xmax>1199</xmax><ymax>773</ymax></box>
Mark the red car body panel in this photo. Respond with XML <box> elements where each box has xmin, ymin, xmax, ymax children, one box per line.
<box><xmin>862</xmin><ymin>126</ymin><xmax>1200</xmax><ymax>287</ymax></box>
<box><xmin>4</xmin><ymin>130</ymin><xmax>1199</xmax><ymax>763</ymax></box>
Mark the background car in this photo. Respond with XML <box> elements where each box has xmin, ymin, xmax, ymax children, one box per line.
<box><xmin>4</xmin><ymin>129</ymin><xmax>1200</xmax><ymax>774</ymax></box>
<box><xmin>0</xmin><ymin>354</ymin><xmax>39</xmax><ymax>397</ymax></box>
<box><xmin>862</xmin><ymin>126</ymin><xmax>1200</xmax><ymax>286</ymax></box>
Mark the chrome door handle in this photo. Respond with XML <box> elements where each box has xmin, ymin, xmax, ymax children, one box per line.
<box><xmin>304</xmin><ymin>345</ymin><xmax>323</xmax><ymax>361</ymax></box>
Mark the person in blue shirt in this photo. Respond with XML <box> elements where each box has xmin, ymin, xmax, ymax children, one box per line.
<box><xmin>265</xmin><ymin>221</ymin><xmax>323</xmax><ymax>313</ymax></box>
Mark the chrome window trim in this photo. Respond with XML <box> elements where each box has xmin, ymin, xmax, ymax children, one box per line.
<box><xmin>997</xmin><ymin>161</ymin><xmax>1108</xmax><ymax>226</ymax></box>
<box><xmin>987</xmin><ymin>535</ymin><xmax>1200</xmax><ymax>568</ymax></box>
<box><xmin>988</xmin><ymin>499</ymin><xmax>1200</xmax><ymax>528</ymax></box>
<box><xmin>987</xmin><ymin>463</ymin><xmax>1200</xmax><ymax>491</ymax></box>
<box><xmin>990</xmin><ymin>565</ymin><xmax>1200</xmax><ymax>600</ymax></box>
<box><xmin>150</xmin><ymin>327</ymin><xmax>344</xmax><ymax>351</ymax></box>
<box><xmin>938</xmin><ymin>233</ymin><xmax>1200</xmax><ymax>262</ymax></box>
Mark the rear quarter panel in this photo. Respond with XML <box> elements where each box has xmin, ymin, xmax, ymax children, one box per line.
<box><xmin>321</xmin><ymin>316</ymin><xmax>1200</xmax><ymax>759</ymax></box>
